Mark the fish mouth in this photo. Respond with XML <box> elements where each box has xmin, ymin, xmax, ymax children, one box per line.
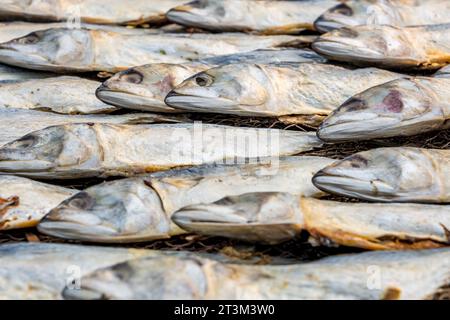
<box><xmin>37</xmin><ymin>190</ymin><xmax>121</xmax><ymax>241</ymax></box>
<box><xmin>0</xmin><ymin>46</ymin><xmax>51</xmax><ymax>71</ymax></box>
<box><xmin>173</xmin><ymin>201</ymin><xmax>302</xmax><ymax>244</ymax></box>
<box><xmin>172</xmin><ymin>204</ymin><xmax>260</xmax><ymax>241</ymax></box>
<box><xmin>167</xmin><ymin>7</ymin><xmax>220</xmax><ymax>31</ymax></box>
<box><xmin>62</xmin><ymin>287</ymin><xmax>106</xmax><ymax>300</ymax></box>
<box><xmin>173</xmin><ymin>204</ymin><xmax>249</xmax><ymax>228</ymax></box>
<box><xmin>318</xmin><ymin>115</ymin><xmax>400</xmax><ymax>142</ymax></box>
<box><xmin>0</xmin><ymin>158</ymin><xmax>54</xmax><ymax>172</ymax></box>
<box><xmin>95</xmin><ymin>85</ymin><xmax>178</xmax><ymax>113</ymax></box>
<box><xmin>312</xmin><ymin>171</ymin><xmax>395</xmax><ymax>201</ymax></box>
<box><xmin>312</xmin><ymin>39</ymin><xmax>384</xmax><ymax>61</ymax></box>
<box><xmin>166</xmin><ymin>6</ymin><xmax>196</xmax><ymax>24</ymax></box>
<box><xmin>0</xmin><ymin>146</ymin><xmax>55</xmax><ymax>172</ymax></box>
<box><xmin>314</xmin><ymin>17</ymin><xmax>345</xmax><ymax>33</ymax></box>
<box><xmin>38</xmin><ymin>209</ymin><xmax>121</xmax><ymax>242</ymax></box>
<box><xmin>165</xmin><ymin>92</ymin><xmax>238</xmax><ymax>113</ymax></box>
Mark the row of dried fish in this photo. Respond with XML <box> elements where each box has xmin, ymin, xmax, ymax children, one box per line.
<box><xmin>1</xmin><ymin>147</ymin><xmax>448</xmax><ymax>251</ymax></box>
<box><xmin>2</xmin><ymin>0</ymin><xmax>450</xmax><ymax>34</ymax></box>
<box><xmin>0</xmin><ymin>15</ymin><xmax>449</xmax><ymax>73</ymax></box>
<box><xmin>1</xmin><ymin>61</ymin><xmax>449</xmax><ymax>141</ymax></box>
<box><xmin>99</xmin><ymin>62</ymin><xmax>450</xmax><ymax>139</ymax></box>
<box><xmin>2</xmin><ymin>243</ymin><xmax>449</xmax><ymax>300</ymax></box>
<box><xmin>1</xmin><ymin>0</ymin><xmax>450</xmax><ymax>301</ymax></box>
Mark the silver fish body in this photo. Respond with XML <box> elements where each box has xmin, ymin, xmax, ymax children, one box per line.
<box><xmin>435</xmin><ymin>65</ymin><xmax>450</xmax><ymax>78</ymax></box>
<box><xmin>318</xmin><ymin>77</ymin><xmax>450</xmax><ymax>141</ymax></box>
<box><xmin>0</xmin><ymin>0</ymin><xmax>187</xmax><ymax>25</ymax></box>
<box><xmin>0</xmin><ymin>123</ymin><xmax>322</xmax><ymax>179</ymax></box>
<box><xmin>313</xmin><ymin>147</ymin><xmax>450</xmax><ymax>203</ymax></box>
<box><xmin>174</xmin><ymin>193</ymin><xmax>450</xmax><ymax>249</ymax></box>
<box><xmin>97</xmin><ymin>48</ymin><xmax>326</xmax><ymax>113</ymax></box>
<box><xmin>37</xmin><ymin>156</ymin><xmax>334</xmax><ymax>242</ymax></box>
<box><xmin>315</xmin><ymin>0</ymin><xmax>450</xmax><ymax>33</ymax></box>
<box><xmin>0</xmin><ymin>175</ymin><xmax>76</xmax><ymax>230</ymax></box>
<box><xmin>0</xmin><ymin>108</ymin><xmax>185</xmax><ymax>147</ymax></box>
<box><xmin>167</xmin><ymin>0</ymin><xmax>337</xmax><ymax>34</ymax></box>
<box><xmin>0</xmin><ymin>28</ymin><xmax>301</xmax><ymax>72</ymax></box>
<box><xmin>64</xmin><ymin>248</ymin><xmax>450</xmax><ymax>299</ymax></box>
<box><xmin>165</xmin><ymin>63</ymin><xmax>402</xmax><ymax>120</ymax></box>
<box><xmin>0</xmin><ymin>21</ymin><xmax>170</xmax><ymax>44</ymax></box>
<box><xmin>313</xmin><ymin>24</ymin><xmax>450</xmax><ymax>70</ymax></box>
<box><xmin>0</xmin><ymin>76</ymin><xmax>118</xmax><ymax>114</ymax></box>
<box><xmin>0</xmin><ymin>63</ymin><xmax>55</xmax><ymax>82</ymax></box>
<box><xmin>0</xmin><ymin>243</ymin><xmax>155</xmax><ymax>299</ymax></box>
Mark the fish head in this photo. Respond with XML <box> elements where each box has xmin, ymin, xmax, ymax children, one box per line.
<box><xmin>165</xmin><ymin>64</ymin><xmax>270</xmax><ymax>114</ymax></box>
<box><xmin>62</xmin><ymin>255</ymin><xmax>210</xmax><ymax>299</ymax></box>
<box><xmin>318</xmin><ymin>78</ymin><xmax>445</xmax><ymax>141</ymax></box>
<box><xmin>312</xmin><ymin>25</ymin><xmax>414</xmax><ymax>66</ymax></box>
<box><xmin>0</xmin><ymin>124</ymin><xmax>101</xmax><ymax>175</ymax></box>
<box><xmin>0</xmin><ymin>28</ymin><xmax>93</xmax><ymax>71</ymax></box>
<box><xmin>97</xmin><ymin>64</ymin><xmax>194</xmax><ymax>112</ymax></box>
<box><xmin>314</xmin><ymin>1</ymin><xmax>396</xmax><ymax>33</ymax></box>
<box><xmin>172</xmin><ymin>192</ymin><xmax>303</xmax><ymax>244</ymax></box>
<box><xmin>167</xmin><ymin>0</ymin><xmax>229</xmax><ymax>30</ymax></box>
<box><xmin>312</xmin><ymin>148</ymin><xmax>441</xmax><ymax>201</ymax></box>
<box><xmin>0</xmin><ymin>0</ymin><xmax>57</xmax><ymax>15</ymax></box>
<box><xmin>38</xmin><ymin>178</ymin><xmax>175</xmax><ymax>242</ymax></box>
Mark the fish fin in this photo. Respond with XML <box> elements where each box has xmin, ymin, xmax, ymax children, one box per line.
<box><xmin>381</xmin><ymin>287</ymin><xmax>402</xmax><ymax>300</ymax></box>
<box><xmin>307</xmin><ymin>228</ymin><xmax>445</xmax><ymax>250</ymax></box>
<box><xmin>261</xmin><ymin>23</ymin><xmax>310</xmax><ymax>35</ymax></box>
<box><xmin>439</xmin><ymin>223</ymin><xmax>450</xmax><ymax>244</ymax></box>
<box><xmin>0</xmin><ymin>196</ymin><xmax>19</xmax><ymax>216</ymax></box>
<box><xmin>278</xmin><ymin>114</ymin><xmax>326</xmax><ymax>128</ymax></box>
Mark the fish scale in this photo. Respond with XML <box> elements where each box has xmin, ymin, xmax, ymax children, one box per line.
<box><xmin>63</xmin><ymin>248</ymin><xmax>450</xmax><ymax>300</ymax></box>
<box><xmin>173</xmin><ymin>193</ymin><xmax>450</xmax><ymax>249</ymax></box>
<box><xmin>37</xmin><ymin>156</ymin><xmax>334</xmax><ymax>242</ymax></box>
<box><xmin>0</xmin><ymin>28</ymin><xmax>303</xmax><ymax>72</ymax></box>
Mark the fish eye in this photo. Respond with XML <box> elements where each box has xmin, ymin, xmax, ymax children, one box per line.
<box><xmin>330</xmin><ymin>3</ymin><xmax>353</xmax><ymax>16</ymax></box>
<box><xmin>348</xmin><ymin>155</ymin><xmax>368</xmax><ymax>168</ymax></box>
<box><xmin>18</xmin><ymin>33</ymin><xmax>40</xmax><ymax>45</ymax></box>
<box><xmin>13</xmin><ymin>135</ymin><xmax>37</xmax><ymax>148</ymax></box>
<box><xmin>195</xmin><ymin>74</ymin><xmax>212</xmax><ymax>87</ymax></box>
<box><xmin>67</xmin><ymin>192</ymin><xmax>95</xmax><ymax>210</ymax></box>
<box><xmin>341</xmin><ymin>98</ymin><xmax>367</xmax><ymax>112</ymax></box>
<box><xmin>189</xmin><ymin>0</ymin><xmax>208</xmax><ymax>9</ymax></box>
<box><xmin>120</xmin><ymin>70</ymin><xmax>143</xmax><ymax>84</ymax></box>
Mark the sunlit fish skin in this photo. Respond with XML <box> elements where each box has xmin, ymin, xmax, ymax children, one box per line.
<box><xmin>0</xmin><ymin>63</ymin><xmax>55</xmax><ymax>82</ymax></box>
<box><xmin>174</xmin><ymin>194</ymin><xmax>450</xmax><ymax>249</ymax></box>
<box><xmin>0</xmin><ymin>175</ymin><xmax>76</xmax><ymax>230</ymax></box>
<box><xmin>0</xmin><ymin>28</ymin><xmax>301</xmax><ymax>73</ymax></box>
<box><xmin>167</xmin><ymin>0</ymin><xmax>337</xmax><ymax>34</ymax></box>
<box><xmin>0</xmin><ymin>123</ymin><xmax>322</xmax><ymax>179</ymax></box>
<box><xmin>315</xmin><ymin>0</ymin><xmax>450</xmax><ymax>33</ymax></box>
<box><xmin>0</xmin><ymin>21</ymin><xmax>170</xmax><ymax>44</ymax></box>
<box><xmin>37</xmin><ymin>156</ymin><xmax>333</xmax><ymax>242</ymax></box>
<box><xmin>313</xmin><ymin>147</ymin><xmax>450</xmax><ymax>203</ymax></box>
<box><xmin>0</xmin><ymin>76</ymin><xmax>118</xmax><ymax>114</ymax></box>
<box><xmin>434</xmin><ymin>65</ymin><xmax>450</xmax><ymax>78</ymax></box>
<box><xmin>0</xmin><ymin>0</ymin><xmax>187</xmax><ymax>25</ymax></box>
<box><xmin>313</xmin><ymin>24</ymin><xmax>450</xmax><ymax>70</ymax></box>
<box><xmin>97</xmin><ymin>49</ymin><xmax>326</xmax><ymax>113</ymax></box>
<box><xmin>0</xmin><ymin>243</ymin><xmax>156</xmax><ymax>300</ymax></box>
<box><xmin>165</xmin><ymin>63</ymin><xmax>402</xmax><ymax>120</ymax></box>
<box><xmin>0</xmin><ymin>108</ymin><xmax>185</xmax><ymax>147</ymax></box>
<box><xmin>64</xmin><ymin>248</ymin><xmax>450</xmax><ymax>300</ymax></box>
<box><xmin>318</xmin><ymin>77</ymin><xmax>450</xmax><ymax>141</ymax></box>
